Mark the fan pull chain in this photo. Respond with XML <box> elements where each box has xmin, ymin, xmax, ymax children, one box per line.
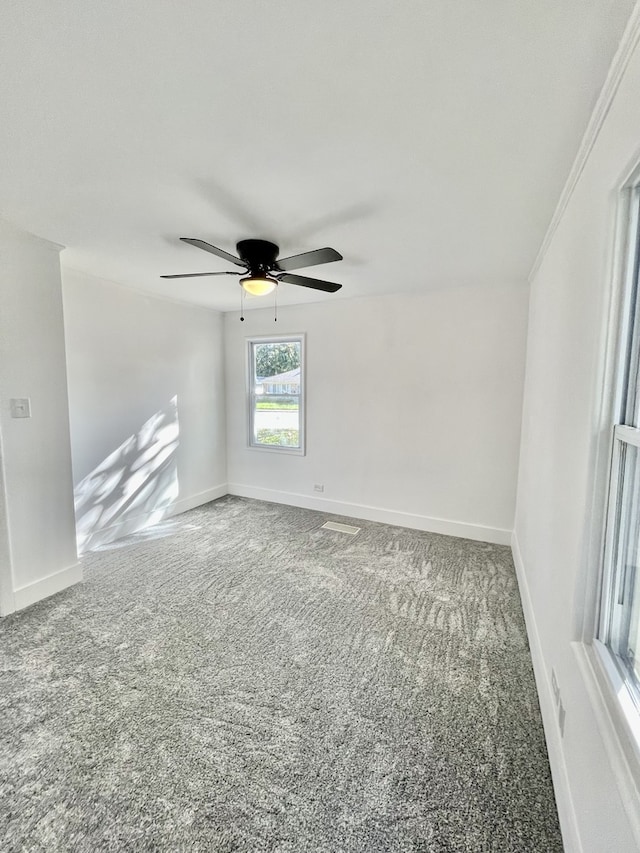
<box><xmin>274</xmin><ymin>283</ymin><xmax>278</xmax><ymax>323</ymax></box>
<box><xmin>240</xmin><ymin>285</ymin><xmax>245</xmax><ymax>322</ymax></box>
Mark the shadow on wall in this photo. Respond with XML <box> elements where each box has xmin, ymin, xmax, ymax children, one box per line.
<box><xmin>74</xmin><ymin>398</ymin><xmax>180</xmax><ymax>554</ymax></box>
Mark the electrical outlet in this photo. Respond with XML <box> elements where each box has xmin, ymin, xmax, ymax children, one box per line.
<box><xmin>313</xmin><ymin>484</ymin><xmax>324</xmax><ymax>493</ymax></box>
<box><xmin>10</xmin><ymin>398</ymin><xmax>31</xmax><ymax>419</ymax></box>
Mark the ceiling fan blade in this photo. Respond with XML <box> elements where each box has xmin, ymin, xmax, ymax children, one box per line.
<box><xmin>275</xmin><ymin>247</ymin><xmax>343</xmax><ymax>272</ymax></box>
<box><xmin>180</xmin><ymin>238</ymin><xmax>245</xmax><ymax>267</ymax></box>
<box><xmin>160</xmin><ymin>271</ymin><xmax>241</xmax><ymax>279</ymax></box>
<box><xmin>278</xmin><ymin>273</ymin><xmax>342</xmax><ymax>293</ymax></box>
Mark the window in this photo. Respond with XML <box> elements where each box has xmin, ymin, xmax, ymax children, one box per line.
<box><xmin>597</xmin><ymin>183</ymin><xmax>640</xmax><ymax>741</ymax></box>
<box><xmin>247</xmin><ymin>335</ymin><xmax>305</xmax><ymax>453</ymax></box>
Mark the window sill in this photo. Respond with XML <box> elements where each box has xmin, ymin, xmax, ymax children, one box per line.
<box><xmin>574</xmin><ymin>640</ymin><xmax>640</xmax><ymax>841</ymax></box>
<box><xmin>246</xmin><ymin>443</ymin><xmax>306</xmax><ymax>457</ymax></box>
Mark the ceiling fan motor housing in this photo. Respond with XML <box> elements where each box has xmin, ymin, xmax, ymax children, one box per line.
<box><xmin>236</xmin><ymin>239</ymin><xmax>279</xmax><ymax>275</ymax></box>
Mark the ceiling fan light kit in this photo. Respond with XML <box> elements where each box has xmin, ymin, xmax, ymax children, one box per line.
<box><xmin>161</xmin><ymin>237</ymin><xmax>343</xmax><ymax>319</ymax></box>
<box><xmin>240</xmin><ymin>275</ymin><xmax>277</xmax><ymax>296</ymax></box>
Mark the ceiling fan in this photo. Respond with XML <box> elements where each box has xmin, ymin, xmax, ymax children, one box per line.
<box><xmin>161</xmin><ymin>238</ymin><xmax>343</xmax><ymax>296</ymax></box>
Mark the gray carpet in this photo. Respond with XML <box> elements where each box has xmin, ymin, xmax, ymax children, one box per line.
<box><xmin>0</xmin><ymin>497</ymin><xmax>563</xmax><ymax>852</ymax></box>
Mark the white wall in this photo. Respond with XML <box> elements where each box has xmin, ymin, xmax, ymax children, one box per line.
<box><xmin>514</xmin><ymin>10</ymin><xmax>640</xmax><ymax>851</ymax></box>
<box><xmin>62</xmin><ymin>269</ymin><xmax>227</xmax><ymax>550</ymax></box>
<box><xmin>225</xmin><ymin>285</ymin><xmax>528</xmax><ymax>544</ymax></box>
<box><xmin>0</xmin><ymin>220</ymin><xmax>79</xmax><ymax>614</ymax></box>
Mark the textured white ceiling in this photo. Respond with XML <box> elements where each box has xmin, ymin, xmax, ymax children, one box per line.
<box><xmin>0</xmin><ymin>0</ymin><xmax>635</xmax><ymax>311</ymax></box>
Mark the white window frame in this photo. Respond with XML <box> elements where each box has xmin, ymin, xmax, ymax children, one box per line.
<box><xmin>582</xmin><ymin>173</ymin><xmax>640</xmax><ymax>818</ymax></box>
<box><xmin>246</xmin><ymin>334</ymin><xmax>305</xmax><ymax>455</ymax></box>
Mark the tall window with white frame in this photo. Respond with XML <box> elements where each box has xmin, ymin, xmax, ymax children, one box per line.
<box><xmin>598</xmin><ymin>182</ymin><xmax>640</xmax><ymax>741</ymax></box>
<box><xmin>247</xmin><ymin>335</ymin><xmax>305</xmax><ymax>453</ymax></box>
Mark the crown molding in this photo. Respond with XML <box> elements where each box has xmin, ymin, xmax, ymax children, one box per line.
<box><xmin>528</xmin><ymin>3</ymin><xmax>640</xmax><ymax>283</ymax></box>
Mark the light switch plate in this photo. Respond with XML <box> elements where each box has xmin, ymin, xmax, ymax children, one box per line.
<box><xmin>10</xmin><ymin>398</ymin><xmax>31</xmax><ymax>418</ymax></box>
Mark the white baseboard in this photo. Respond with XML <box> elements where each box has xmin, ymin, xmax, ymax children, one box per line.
<box><xmin>170</xmin><ymin>483</ymin><xmax>228</xmax><ymax>517</ymax></box>
<box><xmin>511</xmin><ymin>531</ymin><xmax>581</xmax><ymax>852</ymax></box>
<box><xmin>227</xmin><ymin>483</ymin><xmax>511</xmax><ymax>545</ymax></box>
<box><xmin>0</xmin><ymin>587</ymin><xmax>16</xmax><ymax>617</ymax></box>
<box><xmin>13</xmin><ymin>562</ymin><xmax>83</xmax><ymax>613</ymax></box>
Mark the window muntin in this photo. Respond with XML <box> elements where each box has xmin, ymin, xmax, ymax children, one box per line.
<box><xmin>247</xmin><ymin>336</ymin><xmax>305</xmax><ymax>453</ymax></box>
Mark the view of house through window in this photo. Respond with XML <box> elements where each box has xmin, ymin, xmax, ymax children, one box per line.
<box><xmin>248</xmin><ymin>336</ymin><xmax>304</xmax><ymax>452</ymax></box>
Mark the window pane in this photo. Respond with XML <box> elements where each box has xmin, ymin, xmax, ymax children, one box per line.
<box><xmin>607</xmin><ymin>441</ymin><xmax>640</xmax><ymax>692</ymax></box>
<box><xmin>253</xmin><ymin>394</ymin><xmax>300</xmax><ymax>447</ymax></box>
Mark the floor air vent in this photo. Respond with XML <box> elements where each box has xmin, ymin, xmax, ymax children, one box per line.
<box><xmin>321</xmin><ymin>521</ymin><xmax>361</xmax><ymax>535</ymax></box>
